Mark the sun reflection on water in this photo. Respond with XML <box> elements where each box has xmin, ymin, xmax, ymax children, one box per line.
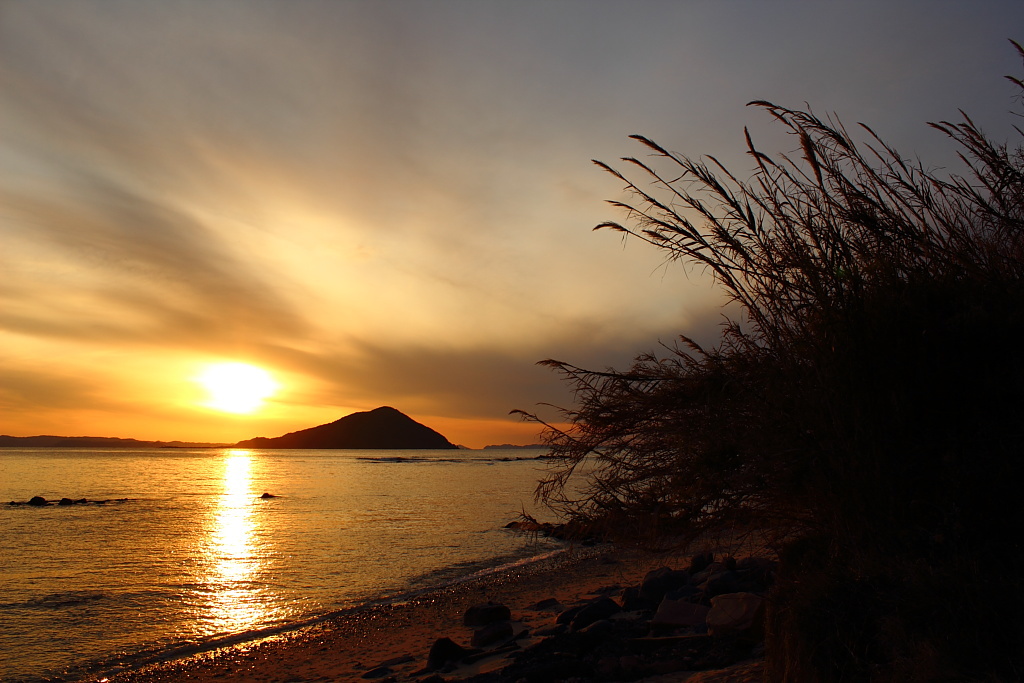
<box><xmin>205</xmin><ymin>450</ymin><xmax>267</xmax><ymax>634</ymax></box>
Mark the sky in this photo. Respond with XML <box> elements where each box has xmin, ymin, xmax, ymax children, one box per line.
<box><xmin>1</xmin><ymin>1</ymin><xmax>1022</xmax><ymax>448</ymax></box>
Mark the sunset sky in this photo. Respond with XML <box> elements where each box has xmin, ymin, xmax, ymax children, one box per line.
<box><xmin>2</xmin><ymin>1</ymin><xmax>1022</xmax><ymax>448</ymax></box>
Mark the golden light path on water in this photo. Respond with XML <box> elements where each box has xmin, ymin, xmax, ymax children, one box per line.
<box><xmin>205</xmin><ymin>450</ymin><xmax>267</xmax><ymax>634</ymax></box>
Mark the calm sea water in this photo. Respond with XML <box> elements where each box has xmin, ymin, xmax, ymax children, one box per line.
<box><xmin>0</xmin><ymin>448</ymin><xmax>562</xmax><ymax>682</ymax></box>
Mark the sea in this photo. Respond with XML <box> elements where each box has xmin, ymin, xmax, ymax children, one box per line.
<box><xmin>0</xmin><ymin>447</ymin><xmax>567</xmax><ymax>682</ymax></box>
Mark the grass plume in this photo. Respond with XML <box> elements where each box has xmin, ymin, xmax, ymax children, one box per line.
<box><xmin>517</xmin><ymin>41</ymin><xmax>1024</xmax><ymax>681</ymax></box>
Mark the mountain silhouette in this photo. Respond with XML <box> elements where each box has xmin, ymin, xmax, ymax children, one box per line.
<box><xmin>234</xmin><ymin>406</ymin><xmax>457</xmax><ymax>449</ymax></box>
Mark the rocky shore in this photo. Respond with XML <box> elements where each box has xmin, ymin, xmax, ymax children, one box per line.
<box><xmin>92</xmin><ymin>545</ymin><xmax>772</xmax><ymax>683</ymax></box>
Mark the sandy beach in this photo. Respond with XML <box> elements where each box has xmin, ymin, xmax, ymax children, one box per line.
<box><xmin>90</xmin><ymin>545</ymin><xmax>765</xmax><ymax>683</ymax></box>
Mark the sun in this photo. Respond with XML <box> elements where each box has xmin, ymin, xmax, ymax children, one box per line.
<box><xmin>196</xmin><ymin>362</ymin><xmax>279</xmax><ymax>414</ymax></box>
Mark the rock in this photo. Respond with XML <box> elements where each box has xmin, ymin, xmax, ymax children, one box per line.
<box><xmin>362</xmin><ymin>666</ymin><xmax>392</xmax><ymax>679</ymax></box>
<box><xmin>504</xmin><ymin>519</ymin><xmax>550</xmax><ymax>532</ymax></box>
<box><xmin>705</xmin><ymin>570</ymin><xmax>740</xmax><ymax>598</ymax></box>
<box><xmin>376</xmin><ymin>655</ymin><xmax>415</xmax><ymax>668</ymax></box>
<box><xmin>692</xmin><ymin>562</ymin><xmax>726</xmax><ymax>586</ymax></box>
<box><xmin>463</xmin><ymin>601</ymin><xmax>511</xmax><ymax>627</ymax></box>
<box><xmin>688</xmin><ymin>552</ymin><xmax>715</xmax><ymax>574</ymax></box>
<box><xmin>75</xmin><ymin>498</ymin><xmax>88</xmax><ymax>504</ymax></box>
<box><xmin>58</xmin><ymin>498</ymin><xmax>74</xmax><ymax>506</ymax></box>
<box><xmin>8</xmin><ymin>501</ymin><xmax>20</xmax><ymax>506</ymax></box>
<box><xmin>706</xmin><ymin>592</ymin><xmax>765</xmax><ymax>637</ymax></box>
<box><xmin>595</xmin><ymin>655</ymin><xmax>621</xmax><ymax>680</ymax></box>
<box><xmin>617</xmin><ymin>654</ymin><xmax>647</xmax><ymax>680</ymax></box>
<box><xmin>533</xmin><ymin>624</ymin><xmax>567</xmax><ymax>637</ymax></box>
<box><xmin>651</xmin><ymin>597</ymin><xmax>711</xmax><ymax>628</ymax></box>
<box><xmin>579</xmin><ymin>618</ymin><xmax>616</xmax><ymax>636</ymax></box>
<box><xmin>471</xmin><ymin>621</ymin><xmax>514</xmax><ymax>647</ymax></box>
<box><xmin>260</xmin><ymin>492</ymin><xmax>278</xmax><ymax>499</ymax></box>
<box><xmin>28</xmin><ymin>496</ymin><xmax>48</xmax><ymax>506</ymax></box>
<box><xmin>527</xmin><ymin>597</ymin><xmax>561</xmax><ymax>611</ymax></box>
<box><xmin>639</xmin><ymin>567</ymin><xmax>692</xmax><ymax>603</ymax></box>
<box><xmin>737</xmin><ymin>556</ymin><xmax>776</xmax><ymax>572</ymax></box>
<box><xmin>664</xmin><ymin>584</ymin><xmax>702</xmax><ymax>602</ymax></box>
<box><xmin>735</xmin><ymin>557</ymin><xmax>777</xmax><ymax>591</ymax></box>
<box><xmin>570</xmin><ymin>596</ymin><xmax>622</xmax><ymax>631</ymax></box>
<box><xmin>504</xmin><ymin>654</ymin><xmax>592</xmax><ymax>682</ymax></box>
<box><xmin>427</xmin><ymin>638</ymin><xmax>470</xmax><ymax>671</ymax></box>
<box><xmin>555</xmin><ymin>604</ymin><xmax>585</xmax><ymax>625</ymax></box>
<box><xmin>620</xmin><ymin>585</ymin><xmax>654</xmax><ymax>612</ymax></box>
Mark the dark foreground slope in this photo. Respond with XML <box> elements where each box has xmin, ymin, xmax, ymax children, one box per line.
<box><xmin>235</xmin><ymin>406</ymin><xmax>457</xmax><ymax>449</ymax></box>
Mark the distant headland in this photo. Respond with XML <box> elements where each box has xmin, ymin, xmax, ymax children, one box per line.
<box><xmin>0</xmin><ymin>435</ymin><xmax>227</xmax><ymax>448</ymax></box>
<box><xmin>234</xmin><ymin>406</ymin><xmax>457</xmax><ymax>449</ymax></box>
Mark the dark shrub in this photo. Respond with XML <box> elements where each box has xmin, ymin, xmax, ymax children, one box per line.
<box><xmin>519</xmin><ymin>41</ymin><xmax>1024</xmax><ymax>681</ymax></box>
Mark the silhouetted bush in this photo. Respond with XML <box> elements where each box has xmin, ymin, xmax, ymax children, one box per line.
<box><xmin>519</xmin><ymin>42</ymin><xmax>1024</xmax><ymax>681</ymax></box>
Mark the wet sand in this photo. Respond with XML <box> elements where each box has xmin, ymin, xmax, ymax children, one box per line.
<box><xmin>89</xmin><ymin>546</ymin><xmax>763</xmax><ymax>683</ymax></box>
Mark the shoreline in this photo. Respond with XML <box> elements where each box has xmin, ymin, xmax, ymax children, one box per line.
<box><xmin>82</xmin><ymin>546</ymin><xmax>623</xmax><ymax>682</ymax></box>
<box><xmin>64</xmin><ymin>547</ymin><xmax>583</xmax><ymax>682</ymax></box>
<box><xmin>79</xmin><ymin>540</ymin><xmax>767</xmax><ymax>683</ymax></box>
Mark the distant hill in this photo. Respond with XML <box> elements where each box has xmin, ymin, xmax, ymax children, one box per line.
<box><xmin>0</xmin><ymin>435</ymin><xmax>226</xmax><ymax>448</ymax></box>
<box><xmin>482</xmin><ymin>443</ymin><xmax>547</xmax><ymax>450</ymax></box>
<box><xmin>234</xmin><ymin>406</ymin><xmax>457</xmax><ymax>449</ymax></box>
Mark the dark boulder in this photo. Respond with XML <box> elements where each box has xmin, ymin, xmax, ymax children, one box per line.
<box><xmin>570</xmin><ymin>597</ymin><xmax>622</xmax><ymax>632</ymax></box>
<box><xmin>664</xmin><ymin>584</ymin><xmax>703</xmax><ymax>602</ymax></box>
<box><xmin>688</xmin><ymin>552</ymin><xmax>716</xmax><ymax>574</ymax></box>
<box><xmin>502</xmin><ymin>653</ymin><xmax>593</xmax><ymax>683</ymax></box>
<box><xmin>639</xmin><ymin>566</ymin><xmax>691</xmax><ymax>603</ymax></box>
<box><xmin>620</xmin><ymin>585</ymin><xmax>655</xmax><ymax>612</ymax></box>
<box><xmin>471</xmin><ymin>621</ymin><xmax>514</xmax><ymax>648</ymax></box>
<box><xmin>463</xmin><ymin>601</ymin><xmax>511</xmax><ymax>627</ymax></box>
<box><xmin>28</xmin><ymin>496</ymin><xmax>48</xmax><ymax>506</ymax></box>
<box><xmin>260</xmin><ymin>492</ymin><xmax>278</xmax><ymax>499</ymax></box>
<box><xmin>417</xmin><ymin>675</ymin><xmax>446</xmax><ymax>683</ymax></box>
<box><xmin>361</xmin><ymin>666</ymin><xmax>392</xmax><ymax>679</ymax></box>
<box><xmin>427</xmin><ymin>637</ymin><xmax>470</xmax><ymax>671</ymax></box>
<box><xmin>58</xmin><ymin>498</ymin><xmax>74</xmax><ymax>506</ymax></box>
<box><xmin>706</xmin><ymin>570</ymin><xmax>740</xmax><ymax>598</ymax></box>
<box><xmin>555</xmin><ymin>604</ymin><xmax>585</xmax><ymax>625</ymax></box>
<box><xmin>527</xmin><ymin>597</ymin><xmax>561</xmax><ymax>611</ymax></box>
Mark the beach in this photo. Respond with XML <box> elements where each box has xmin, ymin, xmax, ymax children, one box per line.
<box><xmin>3</xmin><ymin>449</ymin><xmax>768</xmax><ymax>683</ymax></box>
<box><xmin>98</xmin><ymin>546</ymin><xmax>766</xmax><ymax>683</ymax></box>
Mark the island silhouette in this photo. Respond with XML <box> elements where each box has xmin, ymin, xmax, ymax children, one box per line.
<box><xmin>234</xmin><ymin>406</ymin><xmax>458</xmax><ymax>449</ymax></box>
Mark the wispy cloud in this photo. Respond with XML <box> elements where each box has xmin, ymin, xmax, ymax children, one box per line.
<box><xmin>1</xmin><ymin>0</ymin><xmax>1020</xmax><ymax>444</ymax></box>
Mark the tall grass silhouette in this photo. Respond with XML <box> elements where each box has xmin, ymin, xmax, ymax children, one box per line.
<box><xmin>519</xmin><ymin>41</ymin><xmax>1024</xmax><ymax>681</ymax></box>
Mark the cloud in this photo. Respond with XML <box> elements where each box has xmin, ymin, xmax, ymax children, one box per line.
<box><xmin>245</xmin><ymin>305</ymin><xmax>732</xmax><ymax>425</ymax></box>
<box><xmin>1</xmin><ymin>0</ymin><xmax>1021</xmax><ymax>442</ymax></box>
<box><xmin>0</xmin><ymin>366</ymin><xmax>110</xmax><ymax>413</ymax></box>
<box><xmin>0</xmin><ymin>174</ymin><xmax>313</xmax><ymax>348</ymax></box>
